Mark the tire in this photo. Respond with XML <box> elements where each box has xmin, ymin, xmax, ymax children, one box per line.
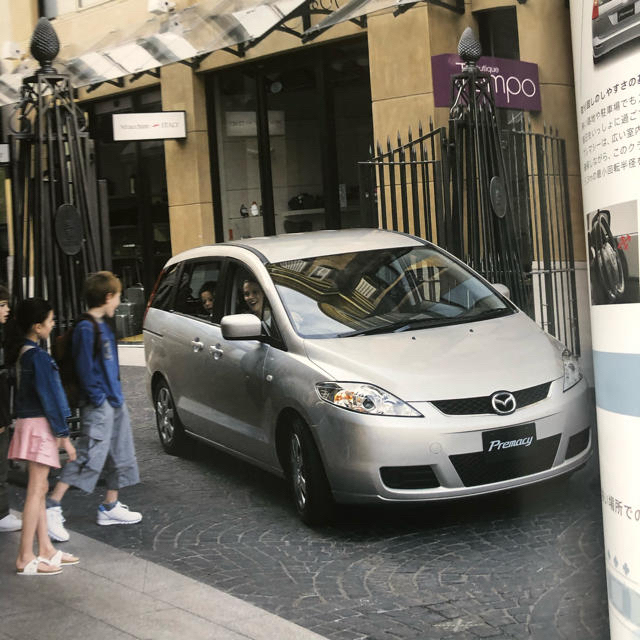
<box><xmin>154</xmin><ymin>379</ymin><xmax>188</xmax><ymax>456</ymax></box>
<box><xmin>590</xmin><ymin>211</ymin><xmax>629</xmax><ymax>303</ymax></box>
<box><xmin>287</xmin><ymin>418</ymin><xmax>334</xmax><ymax>526</ymax></box>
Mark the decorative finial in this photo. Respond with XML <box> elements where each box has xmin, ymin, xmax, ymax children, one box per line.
<box><xmin>30</xmin><ymin>18</ymin><xmax>60</xmax><ymax>73</ymax></box>
<box><xmin>458</xmin><ymin>27</ymin><xmax>482</xmax><ymax>67</ymax></box>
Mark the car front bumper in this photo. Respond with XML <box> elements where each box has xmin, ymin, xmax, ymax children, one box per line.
<box><xmin>593</xmin><ymin>8</ymin><xmax>640</xmax><ymax>60</ymax></box>
<box><xmin>311</xmin><ymin>378</ymin><xmax>593</xmax><ymax>504</ymax></box>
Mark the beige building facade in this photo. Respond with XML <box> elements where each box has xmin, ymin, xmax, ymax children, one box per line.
<box><xmin>1</xmin><ymin>0</ymin><xmax>591</xmax><ymax>372</ymax></box>
<box><xmin>2</xmin><ymin>0</ymin><xmax>582</xmax><ymax>246</ymax></box>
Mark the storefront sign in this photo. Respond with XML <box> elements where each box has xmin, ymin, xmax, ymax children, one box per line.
<box><xmin>225</xmin><ymin>111</ymin><xmax>285</xmax><ymax>137</ymax></box>
<box><xmin>431</xmin><ymin>54</ymin><xmax>541</xmax><ymax>111</ymax></box>
<box><xmin>112</xmin><ymin>111</ymin><xmax>186</xmax><ymax>141</ymax></box>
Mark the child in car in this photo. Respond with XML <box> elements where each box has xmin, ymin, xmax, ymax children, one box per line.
<box><xmin>199</xmin><ymin>281</ymin><xmax>217</xmax><ymax>321</ymax></box>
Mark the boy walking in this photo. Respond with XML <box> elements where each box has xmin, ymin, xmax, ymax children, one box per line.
<box><xmin>46</xmin><ymin>271</ymin><xmax>142</xmax><ymax>542</ymax></box>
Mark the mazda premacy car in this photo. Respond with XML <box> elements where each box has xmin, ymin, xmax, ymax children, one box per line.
<box><xmin>144</xmin><ymin>229</ymin><xmax>592</xmax><ymax>524</ymax></box>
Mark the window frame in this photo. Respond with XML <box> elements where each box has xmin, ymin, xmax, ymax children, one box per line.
<box><xmin>149</xmin><ymin>263</ymin><xmax>180</xmax><ymax>313</ymax></box>
<box><xmin>222</xmin><ymin>258</ymin><xmax>287</xmax><ymax>350</ymax></box>
<box><xmin>172</xmin><ymin>258</ymin><xmax>225</xmax><ymax>324</ymax></box>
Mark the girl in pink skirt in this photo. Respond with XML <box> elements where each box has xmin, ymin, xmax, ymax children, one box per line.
<box><xmin>9</xmin><ymin>298</ymin><xmax>78</xmax><ymax>575</ymax></box>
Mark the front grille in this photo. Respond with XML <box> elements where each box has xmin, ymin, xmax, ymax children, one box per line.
<box><xmin>449</xmin><ymin>434</ymin><xmax>561</xmax><ymax>487</ymax></box>
<box><xmin>431</xmin><ymin>382</ymin><xmax>551</xmax><ymax>416</ymax></box>
<box><xmin>566</xmin><ymin>428</ymin><xmax>591</xmax><ymax>459</ymax></box>
<box><xmin>380</xmin><ymin>465</ymin><xmax>440</xmax><ymax>490</ymax></box>
<box><xmin>513</xmin><ymin>383</ymin><xmax>552</xmax><ymax>407</ymax></box>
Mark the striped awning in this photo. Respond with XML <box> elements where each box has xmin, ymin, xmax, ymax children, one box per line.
<box><xmin>0</xmin><ymin>0</ymin><xmax>307</xmax><ymax>105</ymax></box>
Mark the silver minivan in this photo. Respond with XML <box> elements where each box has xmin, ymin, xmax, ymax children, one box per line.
<box><xmin>144</xmin><ymin>229</ymin><xmax>592</xmax><ymax>524</ymax></box>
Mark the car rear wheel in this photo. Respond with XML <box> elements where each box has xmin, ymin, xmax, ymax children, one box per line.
<box><xmin>287</xmin><ymin>418</ymin><xmax>334</xmax><ymax>526</ymax></box>
<box><xmin>154</xmin><ymin>379</ymin><xmax>188</xmax><ymax>456</ymax></box>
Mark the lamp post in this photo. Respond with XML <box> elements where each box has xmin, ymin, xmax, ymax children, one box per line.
<box><xmin>9</xmin><ymin>18</ymin><xmax>103</xmax><ymax>332</ymax></box>
<box><xmin>448</xmin><ymin>27</ymin><xmax>529</xmax><ymax>312</ymax></box>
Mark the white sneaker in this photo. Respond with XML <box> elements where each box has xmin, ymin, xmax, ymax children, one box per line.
<box><xmin>96</xmin><ymin>502</ymin><xmax>142</xmax><ymax>526</ymax></box>
<box><xmin>0</xmin><ymin>512</ymin><xmax>22</xmax><ymax>532</ymax></box>
<box><xmin>46</xmin><ymin>505</ymin><xmax>70</xmax><ymax>542</ymax></box>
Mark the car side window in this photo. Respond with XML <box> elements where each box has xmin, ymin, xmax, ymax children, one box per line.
<box><xmin>174</xmin><ymin>260</ymin><xmax>223</xmax><ymax>322</ymax></box>
<box><xmin>225</xmin><ymin>263</ymin><xmax>282</xmax><ymax>343</ymax></box>
<box><xmin>150</xmin><ymin>264</ymin><xmax>179</xmax><ymax>311</ymax></box>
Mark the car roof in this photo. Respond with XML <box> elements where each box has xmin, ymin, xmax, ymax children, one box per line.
<box><xmin>167</xmin><ymin>228</ymin><xmax>424</xmax><ymax>265</ymax></box>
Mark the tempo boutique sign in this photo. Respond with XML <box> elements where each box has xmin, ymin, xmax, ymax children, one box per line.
<box><xmin>112</xmin><ymin>111</ymin><xmax>186</xmax><ymax>141</ymax></box>
<box><xmin>431</xmin><ymin>54</ymin><xmax>541</xmax><ymax>111</ymax></box>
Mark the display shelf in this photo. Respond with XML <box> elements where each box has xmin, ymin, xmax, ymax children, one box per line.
<box><xmin>281</xmin><ymin>205</ymin><xmax>359</xmax><ymax>217</ymax></box>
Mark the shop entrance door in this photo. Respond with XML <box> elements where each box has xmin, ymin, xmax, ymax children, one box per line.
<box><xmin>211</xmin><ymin>39</ymin><xmax>373</xmax><ymax>241</ymax></box>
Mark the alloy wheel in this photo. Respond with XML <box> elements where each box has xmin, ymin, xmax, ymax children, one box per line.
<box><xmin>289</xmin><ymin>431</ymin><xmax>307</xmax><ymax>511</ymax></box>
<box><xmin>156</xmin><ymin>386</ymin><xmax>175</xmax><ymax>445</ymax></box>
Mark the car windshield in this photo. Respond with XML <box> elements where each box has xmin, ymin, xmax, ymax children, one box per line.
<box><xmin>267</xmin><ymin>245</ymin><xmax>515</xmax><ymax>338</ymax></box>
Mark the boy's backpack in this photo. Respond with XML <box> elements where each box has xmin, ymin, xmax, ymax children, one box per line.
<box><xmin>52</xmin><ymin>313</ymin><xmax>101</xmax><ymax>408</ymax></box>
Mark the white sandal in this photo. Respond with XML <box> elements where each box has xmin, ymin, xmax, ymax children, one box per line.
<box><xmin>16</xmin><ymin>557</ymin><xmax>62</xmax><ymax>576</ymax></box>
<box><xmin>40</xmin><ymin>550</ymin><xmax>80</xmax><ymax>568</ymax></box>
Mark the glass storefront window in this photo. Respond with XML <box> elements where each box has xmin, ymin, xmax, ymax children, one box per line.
<box><xmin>331</xmin><ymin>45</ymin><xmax>373</xmax><ymax>229</ymax></box>
<box><xmin>212</xmin><ymin>39</ymin><xmax>373</xmax><ymax>241</ymax></box>
<box><xmin>216</xmin><ymin>73</ymin><xmax>263</xmax><ymax>241</ymax></box>
<box><xmin>266</xmin><ymin>64</ymin><xmax>324</xmax><ymax>235</ymax></box>
<box><xmin>87</xmin><ymin>88</ymin><xmax>171</xmax><ymax>341</ymax></box>
<box><xmin>0</xmin><ymin>167</ymin><xmax>8</xmax><ymax>284</ymax></box>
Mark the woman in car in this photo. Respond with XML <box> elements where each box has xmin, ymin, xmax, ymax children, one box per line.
<box><xmin>242</xmin><ymin>278</ymin><xmax>271</xmax><ymax>329</ymax></box>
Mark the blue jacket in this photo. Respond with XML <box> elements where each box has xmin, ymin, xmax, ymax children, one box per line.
<box><xmin>72</xmin><ymin>318</ymin><xmax>123</xmax><ymax>408</ymax></box>
<box><xmin>15</xmin><ymin>339</ymin><xmax>70</xmax><ymax>437</ymax></box>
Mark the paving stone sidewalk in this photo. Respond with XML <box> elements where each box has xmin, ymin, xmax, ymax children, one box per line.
<box><xmin>0</xmin><ymin>529</ymin><xmax>328</xmax><ymax>640</ymax></box>
<box><xmin>7</xmin><ymin>363</ymin><xmax>610</xmax><ymax>639</ymax></box>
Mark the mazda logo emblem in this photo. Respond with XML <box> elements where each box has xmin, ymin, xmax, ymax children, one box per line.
<box><xmin>491</xmin><ymin>391</ymin><xmax>516</xmax><ymax>415</ymax></box>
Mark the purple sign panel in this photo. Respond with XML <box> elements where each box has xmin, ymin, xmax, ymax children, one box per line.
<box><xmin>431</xmin><ymin>54</ymin><xmax>541</xmax><ymax>111</ymax></box>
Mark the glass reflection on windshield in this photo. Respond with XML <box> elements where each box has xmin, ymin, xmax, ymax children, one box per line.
<box><xmin>267</xmin><ymin>246</ymin><xmax>512</xmax><ymax>338</ymax></box>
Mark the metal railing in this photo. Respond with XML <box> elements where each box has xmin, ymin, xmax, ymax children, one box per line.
<box><xmin>358</xmin><ymin>121</ymin><xmax>580</xmax><ymax>355</ymax></box>
<box><xmin>503</xmin><ymin>122</ymin><xmax>580</xmax><ymax>355</ymax></box>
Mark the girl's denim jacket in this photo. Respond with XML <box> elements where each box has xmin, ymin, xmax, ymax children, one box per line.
<box><xmin>15</xmin><ymin>339</ymin><xmax>70</xmax><ymax>437</ymax></box>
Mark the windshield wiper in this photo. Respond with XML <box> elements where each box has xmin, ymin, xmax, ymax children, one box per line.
<box><xmin>340</xmin><ymin>315</ymin><xmax>468</xmax><ymax>337</ymax></box>
<box><xmin>339</xmin><ymin>307</ymin><xmax>513</xmax><ymax>337</ymax></box>
<box><xmin>459</xmin><ymin>307</ymin><xmax>513</xmax><ymax>321</ymax></box>
<box><xmin>339</xmin><ymin>319</ymin><xmax>419</xmax><ymax>337</ymax></box>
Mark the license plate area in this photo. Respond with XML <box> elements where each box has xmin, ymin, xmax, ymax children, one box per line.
<box><xmin>618</xmin><ymin>5</ymin><xmax>635</xmax><ymax>21</ymax></box>
<box><xmin>482</xmin><ymin>423</ymin><xmax>536</xmax><ymax>460</ymax></box>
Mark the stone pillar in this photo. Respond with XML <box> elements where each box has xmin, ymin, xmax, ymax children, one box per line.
<box><xmin>367</xmin><ymin>5</ymin><xmax>470</xmax><ymax>233</ymax></box>
<box><xmin>516</xmin><ymin>1</ymin><xmax>584</xmax><ymax>259</ymax></box>
<box><xmin>161</xmin><ymin>63</ymin><xmax>216</xmax><ymax>254</ymax></box>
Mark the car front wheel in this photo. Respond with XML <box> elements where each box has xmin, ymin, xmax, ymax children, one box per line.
<box><xmin>287</xmin><ymin>418</ymin><xmax>334</xmax><ymax>526</ymax></box>
<box><xmin>154</xmin><ymin>379</ymin><xmax>188</xmax><ymax>456</ymax></box>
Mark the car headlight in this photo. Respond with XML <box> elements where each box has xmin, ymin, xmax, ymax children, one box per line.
<box><xmin>562</xmin><ymin>349</ymin><xmax>583</xmax><ymax>391</ymax></box>
<box><xmin>315</xmin><ymin>382</ymin><xmax>422</xmax><ymax>417</ymax></box>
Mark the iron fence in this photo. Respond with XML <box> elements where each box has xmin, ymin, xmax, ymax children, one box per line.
<box><xmin>359</xmin><ymin>121</ymin><xmax>581</xmax><ymax>355</ymax></box>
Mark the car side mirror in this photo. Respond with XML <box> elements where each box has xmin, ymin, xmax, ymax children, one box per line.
<box><xmin>492</xmin><ymin>283</ymin><xmax>511</xmax><ymax>299</ymax></box>
<box><xmin>221</xmin><ymin>314</ymin><xmax>263</xmax><ymax>341</ymax></box>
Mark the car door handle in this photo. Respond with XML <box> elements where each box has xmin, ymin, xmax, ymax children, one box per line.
<box><xmin>191</xmin><ymin>339</ymin><xmax>204</xmax><ymax>352</ymax></box>
<box><xmin>209</xmin><ymin>344</ymin><xmax>224</xmax><ymax>360</ymax></box>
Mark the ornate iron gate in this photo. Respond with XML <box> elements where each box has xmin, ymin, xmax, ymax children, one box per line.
<box><xmin>503</xmin><ymin>122</ymin><xmax>580</xmax><ymax>355</ymax></box>
<box><xmin>359</xmin><ymin>29</ymin><xmax>580</xmax><ymax>354</ymax></box>
<box><xmin>8</xmin><ymin>19</ymin><xmax>105</xmax><ymax>335</ymax></box>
